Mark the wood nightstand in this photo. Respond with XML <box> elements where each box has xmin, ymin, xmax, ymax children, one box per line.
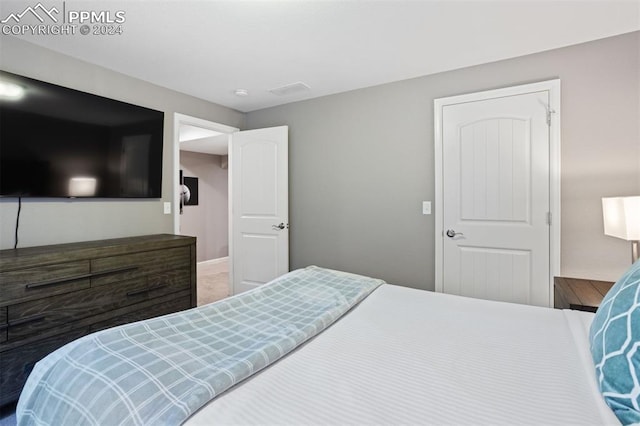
<box><xmin>554</xmin><ymin>277</ymin><xmax>615</xmax><ymax>313</ymax></box>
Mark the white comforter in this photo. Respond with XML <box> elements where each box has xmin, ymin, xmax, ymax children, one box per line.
<box><xmin>188</xmin><ymin>284</ymin><xmax>619</xmax><ymax>425</ymax></box>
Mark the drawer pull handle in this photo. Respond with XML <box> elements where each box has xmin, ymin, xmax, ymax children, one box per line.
<box><xmin>148</xmin><ymin>284</ymin><xmax>167</xmax><ymax>292</ymax></box>
<box><xmin>126</xmin><ymin>288</ymin><xmax>149</xmax><ymax>297</ymax></box>
<box><xmin>26</xmin><ymin>266</ymin><xmax>139</xmax><ymax>290</ymax></box>
<box><xmin>8</xmin><ymin>315</ymin><xmax>46</xmax><ymax>328</ymax></box>
<box><xmin>126</xmin><ymin>284</ymin><xmax>167</xmax><ymax>297</ymax></box>
<box><xmin>91</xmin><ymin>266</ymin><xmax>139</xmax><ymax>278</ymax></box>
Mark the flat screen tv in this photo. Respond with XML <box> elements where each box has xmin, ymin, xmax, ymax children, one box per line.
<box><xmin>0</xmin><ymin>70</ymin><xmax>164</xmax><ymax>198</ymax></box>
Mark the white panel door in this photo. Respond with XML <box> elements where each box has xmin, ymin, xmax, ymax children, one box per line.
<box><xmin>230</xmin><ymin>126</ymin><xmax>288</xmax><ymax>294</ymax></box>
<box><xmin>440</xmin><ymin>91</ymin><xmax>551</xmax><ymax>306</ymax></box>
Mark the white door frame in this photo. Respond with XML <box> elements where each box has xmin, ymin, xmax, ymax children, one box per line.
<box><xmin>172</xmin><ymin>113</ymin><xmax>239</xmax><ymax>267</ymax></box>
<box><xmin>434</xmin><ymin>80</ymin><xmax>561</xmax><ymax>307</ymax></box>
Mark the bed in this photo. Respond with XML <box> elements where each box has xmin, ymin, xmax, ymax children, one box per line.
<box><xmin>16</xmin><ymin>264</ymin><xmax>640</xmax><ymax>425</ymax></box>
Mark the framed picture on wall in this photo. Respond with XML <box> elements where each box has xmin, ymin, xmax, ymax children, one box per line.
<box><xmin>183</xmin><ymin>176</ymin><xmax>199</xmax><ymax>206</ymax></box>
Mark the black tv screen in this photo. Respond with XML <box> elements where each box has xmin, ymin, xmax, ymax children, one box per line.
<box><xmin>0</xmin><ymin>70</ymin><xmax>164</xmax><ymax>198</ymax></box>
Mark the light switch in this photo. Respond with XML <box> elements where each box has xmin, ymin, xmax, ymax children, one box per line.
<box><xmin>422</xmin><ymin>201</ymin><xmax>431</xmax><ymax>215</ymax></box>
<box><xmin>163</xmin><ymin>202</ymin><xmax>171</xmax><ymax>214</ymax></box>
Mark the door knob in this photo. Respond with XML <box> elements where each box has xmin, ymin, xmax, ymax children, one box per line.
<box><xmin>272</xmin><ymin>223</ymin><xmax>286</xmax><ymax>230</ymax></box>
<box><xmin>446</xmin><ymin>229</ymin><xmax>463</xmax><ymax>238</ymax></box>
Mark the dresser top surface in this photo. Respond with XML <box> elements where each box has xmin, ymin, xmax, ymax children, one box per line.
<box><xmin>0</xmin><ymin>234</ymin><xmax>196</xmax><ymax>269</ymax></box>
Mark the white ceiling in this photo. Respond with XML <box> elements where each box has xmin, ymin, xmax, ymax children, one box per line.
<box><xmin>178</xmin><ymin>123</ymin><xmax>226</xmax><ymax>155</ymax></box>
<box><xmin>4</xmin><ymin>0</ymin><xmax>640</xmax><ymax>113</ymax></box>
<box><xmin>179</xmin><ymin>124</ymin><xmax>228</xmax><ymax>155</ymax></box>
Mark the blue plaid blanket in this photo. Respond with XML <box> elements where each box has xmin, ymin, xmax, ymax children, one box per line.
<box><xmin>17</xmin><ymin>266</ymin><xmax>384</xmax><ymax>425</ymax></box>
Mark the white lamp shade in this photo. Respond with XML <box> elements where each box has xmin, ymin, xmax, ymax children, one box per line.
<box><xmin>602</xmin><ymin>196</ymin><xmax>640</xmax><ymax>241</ymax></box>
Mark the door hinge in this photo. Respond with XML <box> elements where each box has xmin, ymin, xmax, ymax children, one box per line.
<box><xmin>546</xmin><ymin>212</ymin><xmax>552</xmax><ymax>225</ymax></box>
<box><xmin>546</xmin><ymin>107</ymin><xmax>556</xmax><ymax>126</ymax></box>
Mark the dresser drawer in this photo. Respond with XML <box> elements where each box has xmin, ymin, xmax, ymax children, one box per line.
<box><xmin>0</xmin><ymin>261</ymin><xmax>91</xmax><ymax>305</ymax></box>
<box><xmin>0</xmin><ymin>328</ymin><xmax>88</xmax><ymax>406</ymax></box>
<box><xmin>91</xmin><ymin>246</ymin><xmax>191</xmax><ymax>287</ymax></box>
<box><xmin>6</xmin><ymin>270</ymin><xmax>191</xmax><ymax>341</ymax></box>
<box><xmin>6</xmin><ymin>277</ymin><xmax>145</xmax><ymax>341</ymax></box>
<box><xmin>89</xmin><ymin>294</ymin><xmax>192</xmax><ymax>332</ymax></box>
<box><xmin>146</xmin><ymin>268</ymin><xmax>191</xmax><ymax>297</ymax></box>
<box><xmin>94</xmin><ymin>269</ymin><xmax>191</xmax><ymax>308</ymax></box>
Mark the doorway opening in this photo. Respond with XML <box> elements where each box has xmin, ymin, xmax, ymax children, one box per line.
<box><xmin>173</xmin><ymin>113</ymin><xmax>238</xmax><ymax>306</ymax></box>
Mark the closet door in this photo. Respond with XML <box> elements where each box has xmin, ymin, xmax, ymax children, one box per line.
<box><xmin>435</xmin><ymin>82</ymin><xmax>560</xmax><ymax>307</ymax></box>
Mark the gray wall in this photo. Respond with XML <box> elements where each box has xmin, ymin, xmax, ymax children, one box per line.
<box><xmin>2</xmin><ymin>33</ymin><xmax>638</xmax><ymax>288</ymax></box>
<box><xmin>246</xmin><ymin>32</ymin><xmax>640</xmax><ymax>289</ymax></box>
<box><xmin>0</xmin><ymin>37</ymin><xmax>244</xmax><ymax>250</ymax></box>
<box><xmin>179</xmin><ymin>151</ymin><xmax>229</xmax><ymax>262</ymax></box>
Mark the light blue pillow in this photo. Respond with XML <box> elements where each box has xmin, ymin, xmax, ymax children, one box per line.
<box><xmin>590</xmin><ymin>259</ymin><xmax>640</xmax><ymax>425</ymax></box>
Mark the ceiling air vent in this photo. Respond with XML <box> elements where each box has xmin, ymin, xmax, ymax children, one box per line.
<box><xmin>268</xmin><ymin>81</ymin><xmax>311</xmax><ymax>97</ymax></box>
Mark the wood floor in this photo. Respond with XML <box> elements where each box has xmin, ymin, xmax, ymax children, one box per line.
<box><xmin>197</xmin><ymin>258</ymin><xmax>230</xmax><ymax>306</ymax></box>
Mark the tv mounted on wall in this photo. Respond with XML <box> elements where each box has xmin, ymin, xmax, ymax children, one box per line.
<box><xmin>0</xmin><ymin>70</ymin><xmax>164</xmax><ymax>198</ymax></box>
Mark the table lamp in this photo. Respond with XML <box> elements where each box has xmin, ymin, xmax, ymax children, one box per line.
<box><xmin>602</xmin><ymin>196</ymin><xmax>640</xmax><ymax>263</ymax></box>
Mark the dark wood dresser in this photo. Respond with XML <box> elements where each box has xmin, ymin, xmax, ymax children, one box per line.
<box><xmin>0</xmin><ymin>234</ymin><xmax>196</xmax><ymax>406</ymax></box>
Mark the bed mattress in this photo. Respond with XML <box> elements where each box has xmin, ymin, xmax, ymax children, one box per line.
<box><xmin>187</xmin><ymin>284</ymin><xmax>619</xmax><ymax>425</ymax></box>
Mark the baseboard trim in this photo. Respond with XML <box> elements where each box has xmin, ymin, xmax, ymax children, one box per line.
<box><xmin>198</xmin><ymin>256</ymin><xmax>228</xmax><ymax>267</ymax></box>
